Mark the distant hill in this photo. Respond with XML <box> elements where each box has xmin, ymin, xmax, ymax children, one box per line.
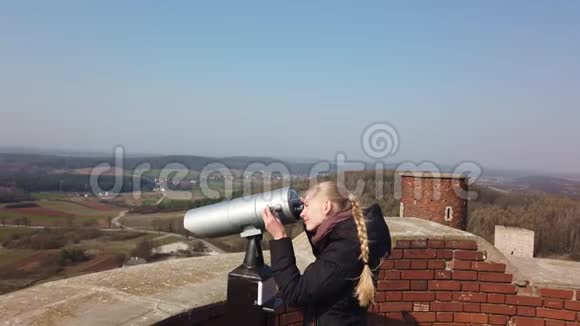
<box><xmin>512</xmin><ymin>175</ymin><xmax>580</xmax><ymax>199</ymax></box>
<box><xmin>0</xmin><ymin>152</ymin><xmax>336</xmax><ymax>177</ymax></box>
<box><xmin>478</xmin><ymin>173</ymin><xmax>580</xmax><ymax>200</ymax></box>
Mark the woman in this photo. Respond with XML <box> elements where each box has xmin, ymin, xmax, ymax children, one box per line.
<box><xmin>262</xmin><ymin>181</ymin><xmax>391</xmax><ymax>326</ymax></box>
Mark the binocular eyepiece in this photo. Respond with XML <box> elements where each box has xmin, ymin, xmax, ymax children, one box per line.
<box><xmin>184</xmin><ymin>186</ymin><xmax>303</xmax><ymax>238</ymax></box>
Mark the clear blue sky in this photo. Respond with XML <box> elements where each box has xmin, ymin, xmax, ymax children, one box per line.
<box><xmin>1</xmin><ymin>1</ymin><xmax>579</xmax><ymax>173</ymax></box>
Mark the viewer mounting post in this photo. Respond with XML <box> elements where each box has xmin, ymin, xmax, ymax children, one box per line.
<box><xmin>183</xmin><ymin>187</ymin><xmax>303</xmax><ymax>325</ymax></box>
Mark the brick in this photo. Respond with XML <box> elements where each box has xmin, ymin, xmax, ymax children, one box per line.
<box><xmin>375</xmin><ymin>292</ymin><xmax>385</xmax><ymax>303</ymax></box>
<box><xmin>546</xmin><ymin>321</ymin><xmax>566</xmax><ymax>326</ymax></box>
<box><xmin>409</xmin><ymin>312</ymin><xmax>436</xmax><ymax>322</ymax></box>
<box><xmin>404</xmin><ymin>249</ymin><xmax>437</xmax><ymax>259</ymax></box>
<box><xmin>385</xmin><ymin>291</ymin><xmax>402</xmax><ymax>301</ymax></box>
<box><xmin>518</xmin><ymin>286</ymin><xmax>534</xmax><ymax>296</ymax></box>
<box><xmin>380</xmin><ymin>260</ymin><xmax>394</xmax><ymax>269</ymax></box>
<box><xmin>506</xmin><ymin>295</ymin><xmax>543</xmax><ymax>306</ymax></box>
<box><xmin>402</xmin><ymin>270</ymin><xmax>434</xmax><ymax>280</ymax></box>
<box><xmin>453</xmin><ymin>250</ymin><xmax>484</xmax><ymax>261</ymax></box>
<box><xmin>480</xmin><ymin>283</ymin><xmax>517</xmax><ymax>294</ymax></box>
<box><xmin>544</xmin><ymin>299</ymin><xmax>564</xmax><ymax>309</ymax></box>
<box><xmin>429</xmin><ymin>239</ymin><xmax>445</xmax><ymax>248</ymax></box>
<box><xmin>517</xmin><ymin>306</ymin><xmax>536</xmax><ymax>317</ymax></box>
<box><xmin>378</xmin><ymin>280</ymin><xmax>410</xmax><ymax>291</ymax></box>
<box><xmin>411</xmin><ymin>239</ymin><xmax>429</xmax><ymax>248</ymax></box>
<box><xmin>384</xmin><ymin>271</ymin><xmax>401</xmax><ymax>280</ymax></box>
<box><xmin>453</xmin><ymin>271</ymin><xmax>477</xmax><ymax>281</ymax></box>
<box><xmin>449</xmin><ymin>260</ymin><xmax>472</xmax><ymax>270</ymax></box>
<box><xmin>285</xmin><ymin>305</ymin><xmax>300</xmax><ymax>313</ymax></box>
<box><xmin>489</xmin><ymin>315</ymin><xmax>508</xmax><ymax>325</ymax></box>
<box><xmin>539</xmin><ymin>288</ymin><xmax>574</xmax><ymax>300</ymax></box>
<box><xmin>512</xmin><ymin>317</ymin><xmax>545</xmax><ymax>326</ymax></box>
<box><xmin>411</xmin><ymin>260</ymin><xmax>428</xmax><ymax>270</ymax></box>
<box><xmin>428</xmin><ymin>260</ymin><xmax>446</xmax><ymax>270</ymax></box>
<box><xmin>435</xmin><ymin>271</ymin><xmax>452</xmax><ymax>280</ymax></box>
<box><xmin>402</xmin><ymin>291</ymin><xmax>436</xmax><ymax>302</ymax></box>
<box><xmin>565</xmin><ymin>300</ymin><xmax>580</xmax><ymax>311</ymax></box>
<box><xmin>453</xmin><ymin>313</ymin><xmax>488</xmax><ymax>323</ymax></box>
<box><xmin>280</xmin><ymin>311</ymin><xmax>302</xmax><ymax>325</ymax></box>
<box><xmin>379</xmin><ymin>302</ymin><xmax>413</xmax><ymax>312</ymax></box>
<box><xmin>387</xmin><ymin>249</ymin><xmax>403</xmax><ymax>260</ymax></box>
<box><xmin>537</xmin><ymin>308</ymin><xmax>576</xmax><ymax>321</ymax></box>
<box><xmin>472</xmin><ymin>262</ymin><xmax>506</xmax><ymax>272</ymax></box>
<box><xmin>445</xmin><ymin>239</ymin><xmax>477</xmax><ymax>250</ymax></box>
<box><xmin>463</xmin><ymin>303</ymin><xmax>480</xmax><ymax>313</ymax></box>
<box><xmin>431</xmin><ymin>302</ymin><xmax>463</xmax><ymax>312</ymax></box>
<box><xmin>478</xmin><ymin>272</ymin><xmax>513</xmax><ymax>283</ymax></box>
<box><xmin>410</xmin><ymin>280</ymin><xmax>428</xmax><ymax>291</ymax></box>
<box><xmin>413</xmin><ymin>302</ymin><xmax>430</xmax><ymax>312</ymax></box>
<box><xmin>428</xmin><ymin>281</ymin><xmax>461</xmax><ymax>291</ymax></box>
<box><xmin>487</xmin><ymin>294</ymin><xmax>505</xmax><ymax>304</ymax></box>
<box><xmin>437</xmin><ymin>249</ymin><xmax>454</xmax><ymax>260</ymax></box>
<box><xmin>394</xmin><ymin>260</ymin><xmax>411</xmax><ymax>270</ymax></box>
<box><xmin>436</xmin><ymin>312</ymin><xmax>453</xmax><ymax>322</ymax></box>
<box><xmin>395</xmin><ymin>240</ymin><xmax>411</xmax><ymax>249</ymax></box>
<box><xmin>453</xmin><ymin>292</ymin><xmax>486</xmax><ymax>303</ymax></box>
<box><xmin>481</xmin><ymin>303</ymin><xmax>516</xmax><ymax>315</ymax></box>
<box><xmin>383</xmin><ymin>312</ymin><xmax>406</xmax><ymax>321</ymax></box>
<box><xmin>436</xmin><ymin>292</ymin><xmax>453</xmax><ymax>301</ymax></box>
<box><xmin>384</xmin><ymin>312</ymin><xmax>405</xmax><ymax>321</ymax></box>
<box><xmin>461</xmin><ymin>282</ymin><xmax>480</xmax><ymax>292</ymax></box>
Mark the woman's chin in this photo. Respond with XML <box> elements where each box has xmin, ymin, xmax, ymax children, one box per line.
<box><xmin>305</xmin><ymin>223</ymin><xmax>317</xmax><ymax>232</ymax></box>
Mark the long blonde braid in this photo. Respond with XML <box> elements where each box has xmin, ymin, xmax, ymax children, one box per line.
<box><xmin>307</xmin><ymin>181</ymin><xmax>376</xmax><ymax>307</ymax></box>
<box><xmin>349</xmin><ymin>193</ymin><xmax>375</xmax><ymax>307</ymax></box>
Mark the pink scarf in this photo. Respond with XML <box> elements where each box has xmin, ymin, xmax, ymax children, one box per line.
<box><xmin>310</xmin><ymin>208</ymin><xmax>353</xmax><ymax>245</ymax></box>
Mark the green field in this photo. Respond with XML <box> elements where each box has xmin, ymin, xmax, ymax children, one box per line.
<box><xmin>40</xmin><ymin>201</ymin><xmax>120</xmax><ymax>217</ymax></box>
<box><xmin>31</xmin><ymin>192</ymin><xmax>66</xmax><ymax>201</ymax></box>
<box><xmin>0</xmin><ymin>228</ymin><xmax>38</xmax><ymax>242</ymax></box>
<box><xmin>0</xmin><ymin>248</ymin><xmax>37</xmax><ymax>268</ymax></box>
<box><xmin>120</xmin><ymin>211</ymin><xmax>186</xmax><ymax>228</ymax></box>
<box><xmin>0</xmin><ymin>199</ymin><xmax>122</xmax><ymax>227</ymax></box>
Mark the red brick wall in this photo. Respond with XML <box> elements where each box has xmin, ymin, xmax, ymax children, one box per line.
<box><xmin>274</xmin><ymin>239</ymin><xmax>580</xmax><ymax>326</ymax></box>
<box><xmin>191</xmin><ymin>238</ymin><xmax>580</xmax><ymax>326</ymax></box>
<box><xmin>400</xmin><ymin>176</ymin><xmax>468</xmax><ymax>230</ymax></box>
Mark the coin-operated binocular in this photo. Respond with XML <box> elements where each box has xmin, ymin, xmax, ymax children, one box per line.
<box><xmin>183</xmin><ymin>186</ymin><xmax>304</xmax><ymax>325</ymax></box>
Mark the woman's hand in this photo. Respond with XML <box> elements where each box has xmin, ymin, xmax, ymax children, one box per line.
<box><xmin>262</xmin><ymin>206</ymin><xmax>287</xmax><ymax>240</ymax></box>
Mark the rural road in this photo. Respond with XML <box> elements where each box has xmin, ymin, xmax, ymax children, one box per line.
<box><xmin>1</xmin><ymin>193</ymin><xmax>225</xmax><ymax>255</ymax></box>
<box><xmin>110</xmin><ymin>207</ymin><xmax>225</xmax><ymax>254</ymax></box>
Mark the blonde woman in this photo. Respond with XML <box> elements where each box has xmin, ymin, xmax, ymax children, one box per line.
<box><xmin>262</xmin><ymin>181</ymin><xmax>391</xmax><ymax>326</ymax></box>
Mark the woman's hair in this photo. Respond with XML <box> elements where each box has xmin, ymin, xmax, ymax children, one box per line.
<box><xmin>307</xmin><ymin>181</ymin><xmax>375</xmax><ymax>307</ymax></box>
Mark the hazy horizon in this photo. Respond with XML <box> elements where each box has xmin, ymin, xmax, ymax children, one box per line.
<box><xmin>1</xmin><ymin>2</ymin><xmax>579</xmax><ymax>174</ymax></box>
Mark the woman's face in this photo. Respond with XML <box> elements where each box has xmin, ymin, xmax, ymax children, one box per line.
<box><xmin>300</xmin><ymin>191</ymin><xmax>331</xmax><ymax>231</ymax></box>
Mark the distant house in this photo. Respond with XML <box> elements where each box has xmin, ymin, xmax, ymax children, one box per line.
<box><xmin>152</xmin><ymin>241</ymin><xmax>191</xmax><ymax>255</ymax></box>
<box><xmin>123</xmin><ymin>257</ymin><xmax>147</xmax><ymax>267</ymax></box>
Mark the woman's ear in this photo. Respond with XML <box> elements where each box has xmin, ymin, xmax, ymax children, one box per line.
<box><xmin>323</xmin><ymin>200</ymin><xmax>332</xmax><ymax>216</ymax></box>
